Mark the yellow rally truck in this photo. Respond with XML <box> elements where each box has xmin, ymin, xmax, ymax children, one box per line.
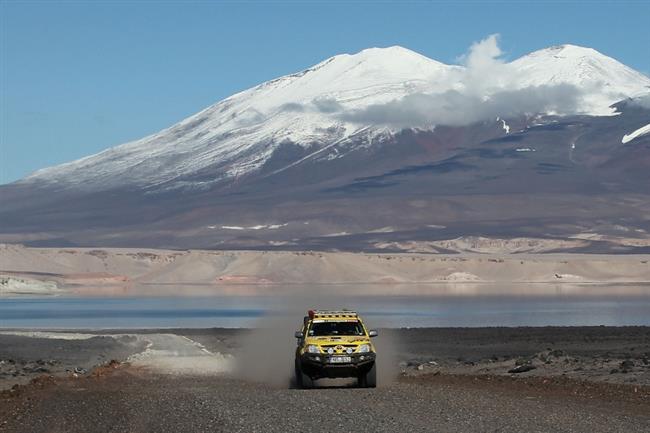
<box><xmin>294</xmin><ymin>310</ymin><xmax>378</xmax><ymax>388</ymax></box>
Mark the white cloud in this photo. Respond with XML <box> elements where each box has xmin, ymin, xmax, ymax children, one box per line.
<box><xmin>336</xmin><ymin>34</ymin><xmax>587</xmax><ymax>128</ymax></box>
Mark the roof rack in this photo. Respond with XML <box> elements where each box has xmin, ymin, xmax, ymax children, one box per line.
<box><xmin>308</xmin><ymin>309</ymin><xmax>358</xmax><ymax>319</ymax></box>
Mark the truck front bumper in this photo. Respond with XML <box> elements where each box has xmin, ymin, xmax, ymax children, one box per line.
<box><xmin>299</xmin><ymin>352</ymin><xmax>376</xmax><ymax>379</ymax></box>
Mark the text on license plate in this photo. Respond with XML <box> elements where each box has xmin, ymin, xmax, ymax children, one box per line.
<box><xmin>329</xmin><ymin>356</ymin><xmax>352</xmax><ymax>363</ymax></box>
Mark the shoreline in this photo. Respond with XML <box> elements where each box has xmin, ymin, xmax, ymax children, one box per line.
<box><xmin>3</xmin><ymin>324</ymin><xmax>650</xmax><ymax>330</ymax></box>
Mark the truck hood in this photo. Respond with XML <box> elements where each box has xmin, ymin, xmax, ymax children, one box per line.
<box><xmin>305</xmin><ymin>335</ymin><xmax>371</xmax><ymax>346</ymax></box>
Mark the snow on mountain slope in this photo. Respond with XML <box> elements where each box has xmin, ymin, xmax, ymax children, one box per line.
<box><xmin>511</xmin><ymin>45</ymin><xmax>650</xmax><ymax>115</ymax></box>
<box><xmin>24</xmin><ymin>47</ymin><xmax>453</xmax><ymax>191</ymax></box>
<box><xmin>622</xmin><ymin>123</ymin><xmax>650</xmax><ymax>144</ymax></box>
<box><xmin>22</xmin><ymin>44</ymin><xmax>650</xmax><ymax>192</ymax></box>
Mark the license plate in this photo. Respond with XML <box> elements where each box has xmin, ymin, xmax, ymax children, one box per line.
<box><xmin>329</xmin><ymin>356</ymin><xmax>352</xmax><ymax>363</ymax></box>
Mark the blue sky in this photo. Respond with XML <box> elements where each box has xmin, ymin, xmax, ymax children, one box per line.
<box><xmin>2</xmin><ymin>1</ymin><xmax>649</xmax><ymax>184</ymax></box>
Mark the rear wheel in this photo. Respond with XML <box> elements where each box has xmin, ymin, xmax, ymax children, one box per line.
<box><xmin>358</xmin><ymin>363</ymin><xmax>377</xmax><ymax>388</ymax></box>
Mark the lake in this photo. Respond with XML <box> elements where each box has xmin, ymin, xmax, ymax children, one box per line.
<box><xmin>2</xmin><ymin>283</ymin><xmax>650</xmax><ymax>328</ymax></box>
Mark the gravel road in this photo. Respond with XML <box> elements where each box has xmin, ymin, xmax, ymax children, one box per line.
<box><xmin>1</xmin><ymin>368</ymin><xmax>648</xmax><ymax>433</ymax></box>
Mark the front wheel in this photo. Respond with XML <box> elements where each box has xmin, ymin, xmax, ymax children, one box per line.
<box><xmin>295</xmin><ymin>360</ymin><xmax>313</xmax><ymax>389</ymax></box>
<box><xmin>358</xmin><ymin>363</ymin><xmax>377</xmax><ymax>388</ymax></box>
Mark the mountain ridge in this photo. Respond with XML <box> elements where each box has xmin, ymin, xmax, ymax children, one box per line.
<box><xmin>19</xmin><ymin>43</ymin><xmax>650</xmax><ymax>192</ymax></box>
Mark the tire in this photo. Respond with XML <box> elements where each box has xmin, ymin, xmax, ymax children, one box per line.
<box><xmin>358</xmin><ymin>363</ymin><xmax>377</xmax><ymax>388</ymax></box>
<box><xmin>295</xmin><ymin>360</ymin><xmax>313</xmax><ymax>389</ymax></box>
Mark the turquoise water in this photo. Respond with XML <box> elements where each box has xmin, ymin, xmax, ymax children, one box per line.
<box><xmin>2</xmin><ymin>288</ymin><xmax>650</xmax><ymax>328</ymax></box>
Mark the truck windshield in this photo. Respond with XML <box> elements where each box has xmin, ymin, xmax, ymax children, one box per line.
<box><xmin>309</xmin><ymin>321</ymin><xmax>365</xmax><ymax>336</ymax></box>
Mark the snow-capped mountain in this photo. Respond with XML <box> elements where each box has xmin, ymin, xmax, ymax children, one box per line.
<box><xmin>4</xmin><ymin>43</ymin><xmax>650</xmax><ymax>251</ymax></box>
<box><xmin>21</xmin><ymin>44</ymin><xmax>650</xmax><ymax>192</ymax></box>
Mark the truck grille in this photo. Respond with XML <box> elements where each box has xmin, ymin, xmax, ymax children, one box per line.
<box><xmin>320</xmin><ymin>344</ymin><xmax>357</xmax><ymax>354</ymax></box>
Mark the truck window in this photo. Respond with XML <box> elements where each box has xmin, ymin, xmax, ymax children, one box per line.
<box><xmin>309</xmin><ymin>321</ymin><xmax>365</xmax><ymax>336</ymax></box>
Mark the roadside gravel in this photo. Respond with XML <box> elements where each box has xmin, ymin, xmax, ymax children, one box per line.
<box><xmin>1</xmin><ymin>368</ymin><xmax>648</xmax><ymax>433</ymax></box>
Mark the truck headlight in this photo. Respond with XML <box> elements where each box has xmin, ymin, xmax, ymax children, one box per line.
<box><xmin>358</xmin><ymin>344</ymin><xmax>371</xmax><ymax>353</ymax></box>
<box><xmin>306</xmin><ymin>345</ymin><xmax>320</xmax><ymax>354</ymax></box>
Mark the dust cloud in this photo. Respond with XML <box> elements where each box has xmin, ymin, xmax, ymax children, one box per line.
<box><xmin>234</xmin><ymin>293</ymin><xmax>400</xmax><ymax>388</ymax></box>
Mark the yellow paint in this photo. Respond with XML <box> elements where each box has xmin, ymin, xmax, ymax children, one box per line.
<box><xmin>298</xmin><ymin>313</ymin><xmax>375</xmax><ymax>355</ymax></box>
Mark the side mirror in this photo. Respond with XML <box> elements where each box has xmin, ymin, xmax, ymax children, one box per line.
<box><xmin>368</xmin><ymin>330</ymin><xmax>378</xmax><ymax>338</ymax></box>
<box><xmin>294</xmin><ymin>331</ymin><xmax>304</xmax><ymax>339</ymax></box>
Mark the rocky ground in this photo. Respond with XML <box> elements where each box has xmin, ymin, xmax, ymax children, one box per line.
<box><xmin>0</xmin><ymin>333</ymin><xmax>146</xmax><ymax>389</ymax></box>
<box><xmin>388</xmin><ymin>327</ymin><xmax>650</xmax><ymax>385</ymax></box>
<box><xmin>1</xmin><ymin>327</ymin><xmax>649</xmax><ymax>432</ymax></box>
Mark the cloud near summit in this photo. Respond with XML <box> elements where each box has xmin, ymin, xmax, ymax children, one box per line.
<box><xmin>333</xmin><ymin>34</ymin><xmax>588</xmax><ymax>128</ymax></box>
